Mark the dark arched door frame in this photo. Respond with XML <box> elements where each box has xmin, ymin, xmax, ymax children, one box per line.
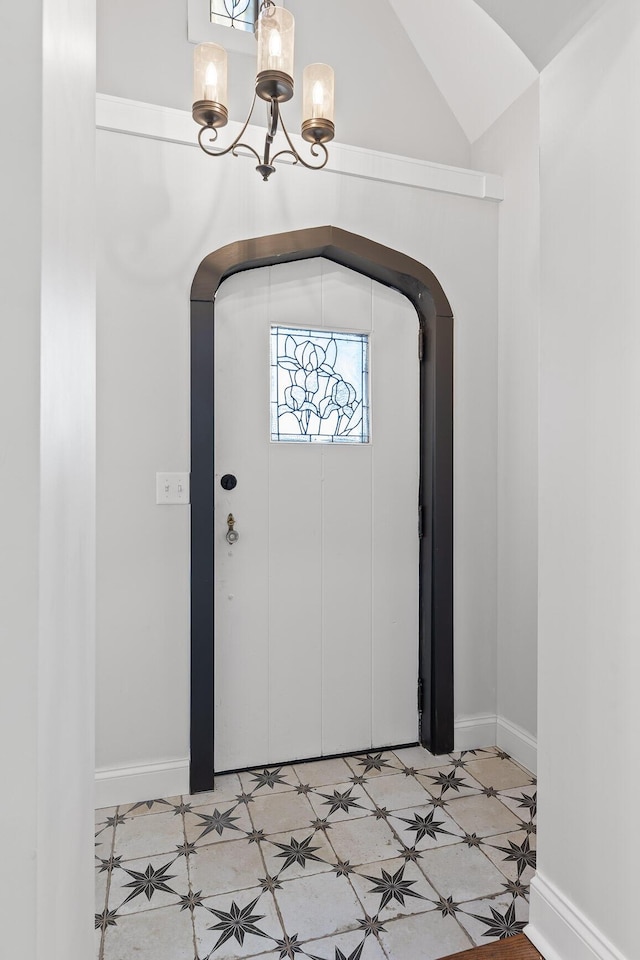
<box><xmin>190</xmin><ymin>225</ymin><xmax>453</xmax><ymax>794</ymax></box>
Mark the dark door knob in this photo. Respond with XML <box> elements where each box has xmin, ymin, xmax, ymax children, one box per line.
<box><xmin>221</xmin><ymin>474</ymin><xmax>237</xmax><ymax>491</ymax></box>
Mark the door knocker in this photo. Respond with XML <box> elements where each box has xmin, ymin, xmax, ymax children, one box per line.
<box><xmin>226</xmin><ymin>513</ymin><xmax>239</xmax><ymax>545</ymax></box>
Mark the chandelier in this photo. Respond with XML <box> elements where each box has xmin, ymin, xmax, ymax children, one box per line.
<box><xmin>192</xmin><ymin>0</ymin><xmax>335</xmax><ymax>181</ymax></box>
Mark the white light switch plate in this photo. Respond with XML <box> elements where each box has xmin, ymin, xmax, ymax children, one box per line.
<box><xmin>156</xmin><ymin>472</ymin><xmax>190</xmax><ymax>505</ymax></box>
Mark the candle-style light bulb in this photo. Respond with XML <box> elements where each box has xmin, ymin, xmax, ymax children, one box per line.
<box><xmin>312</xmin><ymin>80</ymin><xmax>324</xmax><ymax>118</ymax></box>
<box><xmin>302</xmin><ymin>64</ymin><xmax>335</xmax><ymax>144</ymax></box>
<box><xmin>204</xmin><ymin>62</ymin><xmax>218</xmax><ymax>102</ymax></box>
<box><xmin>256</xmin><ymin>7</ymin><xmax>295</xmax><ymax>103</ymax></box>
<box><xmin>268</xmin><ymin>28</ymin><xmax>282</xmax><ymax>67</ymax></box>
<box><xmin>192</xmin><ymin>43</ymin><xmax>228</xmax><ymax>129</ymax></box>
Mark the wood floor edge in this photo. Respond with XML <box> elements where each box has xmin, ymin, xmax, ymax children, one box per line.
<box><xmin>439</xmin><ymin>934</ymin><xmax>545</xmax><ymax>960</ymax></box>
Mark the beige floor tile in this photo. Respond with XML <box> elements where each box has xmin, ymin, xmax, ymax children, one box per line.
<box><xmin>293</xmin><ymin>757</ymin><xmax>353</xmax><ymax>787</ymax></box>
<box><xmin>481</xmin><ymin>830</ymin><xmax>537</xmax><ymax>885</ymax></box>
<box><xmin>362</xmin><ymin>774</ymin><xmax>433</xmax><ymax>811</ymax></box>
<box><xmin>238</xmin><ymin>766</ymin><xmax>299</xmax><ymax>795</ymax></box>
<box><xmin>302</xmin><ymin>930</ymin><xmax>386</xmax><ymax>959</ymax></box>
<box><xmin>95</xmin><ymin>927</ymin><xmax>102</xmax><ymax>960</ymax></box>
<box><xmin>95</xmin><ymin>825</ymin><xmax>114</xmax><ymax>861</ymax></box>
<box><xmin>391</xmin><ymin>746</ymin><xmax>449</xmax><ymax>771</ymax></box>
<box><xmin>417</xmin><ymin>766</ymin><xmax>483</xmax><ymax>800</ymax></box>
<box><xmin>186</xmin><ymin>773</ymin><xmax>243</xmax><ymax>808</ymax></box>
<box><xmin>450</xmin><ymin>748</ymin><xmax>499</xmax><ymax>761</ymax></box>
<box><xmin>261</xmin><ymin>827</ymin><xmax>336</xmax><ymax>880</ymax></box>
<box><xmin>350</xmin><ymin>857</ymin><xmax>438</xmax><ymax>922</ymax></box>
<box><xmin>325</xmin><ymin>815</ymin><xmax>400</xmax><ymax>866</ymax></box>
<box><xmin>344</xmin><ymin>752</ymin><xmax>402</xmax><ymax>779</ymax></box>
<box><xmin>114</xmin><ymin>810</ymin><xmax>185</xmax><ymax>861</ymax></box>
<box><xmin>188</xmin><ymin>836</ymin><xmax>267</xmax><ymax>898</ymax></box>
<box><xmin>194</xmin><ymin>889</ymin><xmax>282</xmax><ymax>959</ymax></box>
<box><xmin>388</xmin><ymin>803</ymin><xmax>464</xmax><ymax>850</ymax></box>
<box><xmin>444</xmin><ymin>795</ymin><xmax>522</xmax><ymax>838</ymax></box>
<box><xmin>457</xmin><ymin>894</ymin><xmax>529</xmax><ymax>945</ymax></box>
<box><xmin>102</xmin><ymin>904</ymin><xmax>195</xmax><ymax>960</ymax></box>
<box><xmin>308</xmin><ymin>781</ymin><xmax>374</xmax><ymax>823</ymax></box>
<box><xmin>378</xmin><ymin>910</ymin><xmax>474</xmax><ymax>960</ymax></box>
<box><xmin>96</xmin><ymin>866</ymin><xmax>109</xmax><ymax>913</ymax></box>
<box><xmin>463</xmin><ymin>757</ymin><xmax>532</xmax><ymax>791</ymax></box>
<box><xmin>120</xmin><ymin>798</ymin><xmax>181</xmax><ymax>818</ymax></box>
<box><xmin>497</xmin><ymin>786</ymin><xmax>537</xmax><ymax>821</ymax></box>
<box><xmin>249</xmin><ymin>790</ymin><xmax>316</xmax><ymax>835</ymax></box>
<box><xmin>107</xmin><ymin>852</ymin><xmax>190</xmax><ymax>915</ymax></box>
<box><xmin>418</xmin><ymin>842</ymin><xmax>507</xmax><ymax>903</ymax></box>
<box><xmin>274</xmin><ymin>871</ymin><xmax>363</xmax><ymax>940</ymax></box>
<box><xmin>185</xmin><ymin>803</ymin><xmax>253</xmax><ymax>847</ymax></box>
<box><xmin>95</xmin><ymin>806</ymin><xmax>117</xmax><ymax>824</ymax></box>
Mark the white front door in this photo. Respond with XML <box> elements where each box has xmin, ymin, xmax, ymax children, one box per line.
<box><xmin>213</xmin><ymin>259</ymin><xmax>420</xmax><ymax>771</ymax></box>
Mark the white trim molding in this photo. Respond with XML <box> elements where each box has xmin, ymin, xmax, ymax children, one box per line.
<box><xmin>96</xmin><ymin>94</ymin><xmax>504</xmax><ymax>202</ymax></box>
<box><xmin>528</xmin><ymin>873</ymin><xmax>628</xmax><ymax>960</ymax></box>
<box><xmin>454</xmin><ymin>713</ymin><xmax>537</xmax><ymax>772</ymax></box>
<box><xmin>95</xmin><ymin>758</ymin><xmax>190</xmax><ymax>809</ymax></box>
<box><xmin>497</xmin><ymin>714</ymin><xmax>537</xmax><ymax>774</ymax></box>
<box><xmin>454</xmin><ymin>714</ymin><xmax>498</xmax><ymax>751</ymax></box>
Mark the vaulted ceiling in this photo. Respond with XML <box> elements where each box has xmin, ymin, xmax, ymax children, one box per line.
<box><xmin>473</xmin><ymin>0</ymin><xmax>609</xmax><ymax>69</ymax></box>
<box><xmin>387</xmin><ymin>0</ymin><xmax>610</xmax><ymax>142</ymax></box>
<box><xmin>96</xmin><ymin>0</ymin><xmax>613</xmax><ymax>166</ymax></box>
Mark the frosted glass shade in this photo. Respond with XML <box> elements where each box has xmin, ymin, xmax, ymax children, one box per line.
<box><xmin>302</xmin><ymin>64</ymin><xmax>335</xmax><ymax>143</ymax></box>
<box><xmin>256</xmin><ymin>5</ymin><xmax>295</xmax><ymax>79</ymax></box>
<box><xmin>193</xmin><ymin>43</ymin><xmax>228</xmax><ymax>108</ymax></box>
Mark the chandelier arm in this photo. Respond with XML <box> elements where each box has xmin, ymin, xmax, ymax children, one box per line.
<box><xmin>231</xmin><ymin>142</ymin><xmax>263</xmax><ymax>164</ymax></box>
<box><xmin>196</xmin><ymin>92</ymin><xmax>260</xmax><ymax>159</ymax></box>
<box><xmin>269</xmin><ymin>149</ymin><xmax>300</xmax><ymax>166</ymax></box>
<box><xmin>267</xmin><ymin>99</ymin><xmax>279</xmax><ymax>140</ymax></box>
<box><xmin>276</xmin><ymin>112</ymin><xmax>330</xmax><ymax>171</ymax></box>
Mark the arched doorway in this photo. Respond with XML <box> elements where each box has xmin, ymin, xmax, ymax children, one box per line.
<box><xmin>190</xmin><ymin>226</ymin><xmax>453</xmax><ymax>794</ymax></box>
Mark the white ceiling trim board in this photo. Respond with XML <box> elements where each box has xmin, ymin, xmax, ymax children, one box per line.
<box><xmin>96</xmin><ymin>94</ymin><xmax>504</xmax><ymax>201</ymax></box>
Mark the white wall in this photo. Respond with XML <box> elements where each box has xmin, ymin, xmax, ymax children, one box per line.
<box><xmin>0</xmin><ymin>8</ymin><xmax>43</xmax><ymax>956</ymax></box>
<box><xmin>529</xmin><ymin>1</ymin><xmax>640</xmax><ymax>958</ymax></box>
<box><xmin>0</xmin><ymin>0</ymin><xmax>96</xmax><ymax>958</ymax></box>
<box><xmin>96</xmin><ymin>0</ymin><xmax>471</xmax><ymax>167</ymax></box>
<box><xmin>95</xmin><ymin>115</ymin><xmax>499</xmax><ymax>798</ymax></box>
<box><xmin>471</xmin><ymin>82</ymin><xmax>540</xmax><ymax>770</ymax></box>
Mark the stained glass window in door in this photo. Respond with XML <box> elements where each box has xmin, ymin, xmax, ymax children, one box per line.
<box><xmin>211</xmin><ymin>0</ymin><xmax>258</xmax><ymax>32</ymax></box>
<box><xmin>271</xmin><ymin>327</ymin><xmax>370</xmax><ymax>443</ymax></box>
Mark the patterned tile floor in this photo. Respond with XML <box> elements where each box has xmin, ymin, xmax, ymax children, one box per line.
<box><xmin>95</xmin><ymin>746</ymin><xmax>536</xmax><ymax>960</ymax></box>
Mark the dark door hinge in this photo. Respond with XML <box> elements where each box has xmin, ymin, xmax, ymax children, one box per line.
<box><xmin>418</xmin><ymin>505</ymin><xmax>424</xmax><ymax>539</ymax></box>
<box><xmin>417</xmin><ymin>677</ymin><xmax>424</xmax><ymax>713</ymax></box>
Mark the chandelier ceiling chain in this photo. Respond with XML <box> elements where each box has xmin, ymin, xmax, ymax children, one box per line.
<box><xmin>192</xmin><ymin>0</ymin><xmax>335</xmax><ymax>181</ymax></box>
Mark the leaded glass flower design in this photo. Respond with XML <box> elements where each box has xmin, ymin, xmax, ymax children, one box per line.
<box><xmin>211</xmin><ymin>0</ymin><xmax>257</xmax><ymax>32</ymax></box>
<box><xmin>270</xmin><ymin>327</ymin><xmax>370</xmax><ymax>443</ymax></box>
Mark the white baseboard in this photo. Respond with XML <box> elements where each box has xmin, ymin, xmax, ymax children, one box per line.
<box><xmin>95</xmin><ymin>758</ymin><xmax>190</xmax><ymax>810</ymax></box>
<box><xmin>527</xmin><ymin>873</ymin><xmax>628</xmax><ymax>960</ymax></box>
<box><xmin>94</xmin><ymin>716</ymin><xmax>537</xmax><ymax>809</ymax></box>
<box><xmin>496</xmin><ymin>714</ymin><xmax>537</xmax><ymax>774</ymax></box>
<box><xmin>454</xmin><ymin>713</ymin><xmax>537</xmax><ymax>773</ymax></box>
<box><xmin>454</xmin><ymin>714</ymin><xmax>497</xmax><ymax>751</ymax></box>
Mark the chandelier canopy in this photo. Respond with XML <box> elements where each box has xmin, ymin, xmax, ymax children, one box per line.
<box><xmin>192</xmin><ymin>1</ymin><xmax>335</xmax><ymax>181</ymax></box>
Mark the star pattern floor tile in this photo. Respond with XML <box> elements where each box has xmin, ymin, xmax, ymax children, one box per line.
<box><xmin>96</xmin><ymin>746</ymin><xmax>536</xmax><ymax>960</ymax></box>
